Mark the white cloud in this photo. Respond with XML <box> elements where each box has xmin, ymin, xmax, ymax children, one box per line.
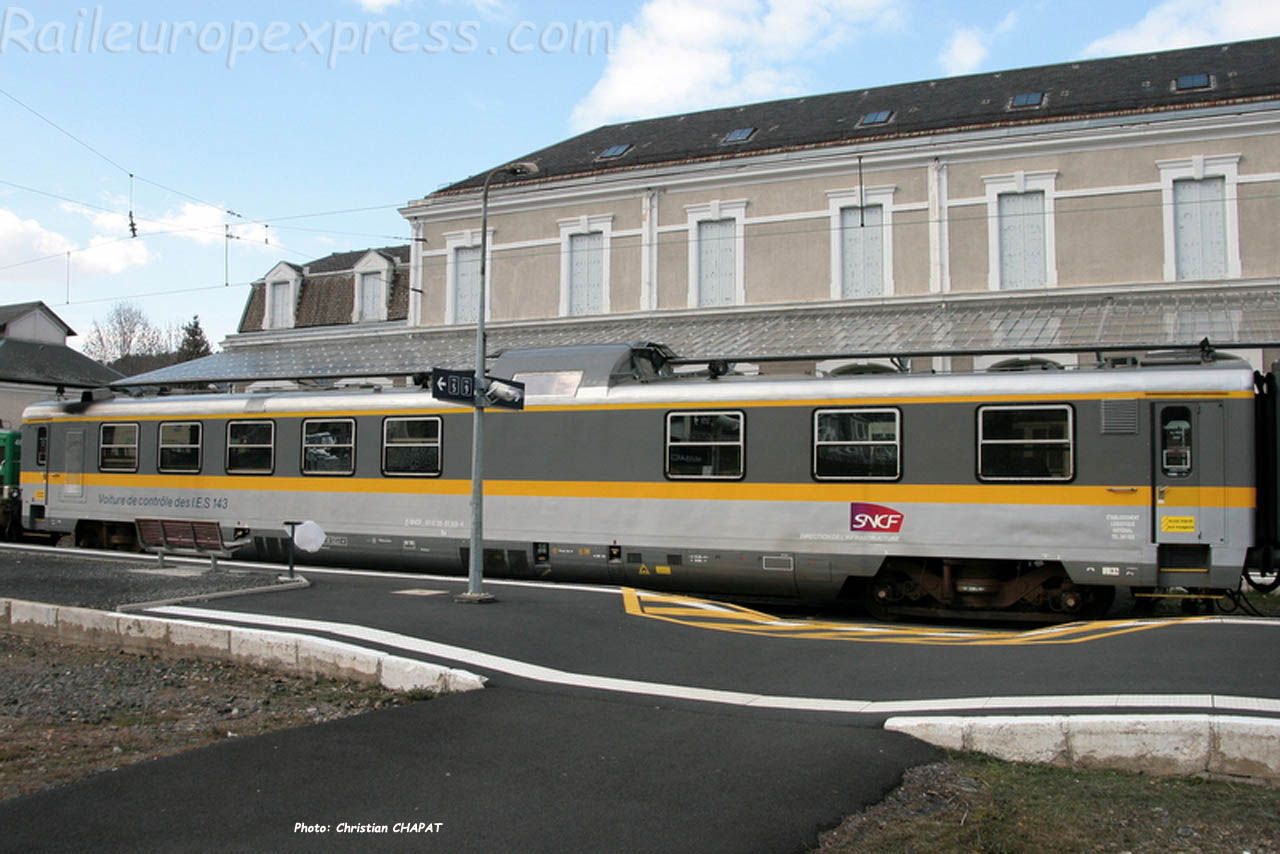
<box><xmin>79</xmin><ymin>234</ymin><xmax>153</xmax><ymax>275</ymax></box>
<box><xmin>569</xmin><ymin>0</ymin><xmax>901</xmax><ymax>131</ymax></box>
<box><xmin>939</xmin><ymin>26</ymin><xmax>989</xmax><ymax>75</ymax></box>
<box><xmin>64</xmin><ymin>200</ymin><xmax>277</xmax><ymax>252</ymax></box>
<box><xmin>937</xmin><ymin>10</ymin><xmax>1020</xmax><ymax>76</ymax></box>
<box><xmin>356</xmin><ymin>0</ymin><xmax>407</xmax><ymax>12</ymax></box>
<box><xmin>1083</xmin><ymin>0</ymin><xmax>1280</xmax><ymax>57</ymax></box>
<box><xmin>0</xmin><ymin>207</ymin><xmax>153</xmax><ymax>285</ymax></box>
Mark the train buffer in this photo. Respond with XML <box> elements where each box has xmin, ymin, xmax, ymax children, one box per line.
<box><xmin>135</xmin><ymin>518</ymin><xmax>235</xmax><ymax>570</ymax></box>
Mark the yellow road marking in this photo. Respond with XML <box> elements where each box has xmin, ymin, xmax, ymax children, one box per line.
<box><xmin>621</xmin><ymin>588</ymin><xmax>1208</xmax><ymax>646</ymax></box>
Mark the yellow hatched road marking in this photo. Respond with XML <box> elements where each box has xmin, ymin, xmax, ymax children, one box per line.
<box><xmin>621</xmin><ymin>588</ymin><xmax>1208</xmax><ymax>646</ymax></box>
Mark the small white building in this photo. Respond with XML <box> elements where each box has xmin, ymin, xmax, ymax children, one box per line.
<box><xmin>0</xmin><ymin>302</ymin><xmax>122</xmax><ymax>429</ymax></box>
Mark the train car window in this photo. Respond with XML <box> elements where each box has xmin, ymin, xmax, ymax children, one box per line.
<box><xmin>813</xmin><ymin>408</ymin><xmax>900</xmax><ymax>480</ymax></box>
<box><xmin>158</xmin><ymin>422</ymin><xmax>202</xmax><ymax>473</ymax></box>
<box><xmin>98</xmin><ymin>423</ymin><xmax>139</xmax><ymax>472</ymax></box>
<box><xmin>302</xmin><ymin>418</ymin><xmax>355</xmax><ymax>476</ymax></box>
<box><xmin>36</xmin><ymin>426</ymin><xmax>48</xmax><ymax>467</ymax></box>
<box><xmin>1160</xmin><ymin>407</ymin><xmax>1193</xmax><ymax>477</ymax></box>
<box><xmin>226</xmin><ymin>420</ymin><xmax>274</xmax><ymax>474</ymax></box>
<box><xmin>666</xmin><ymin>411</ymin><xmax>744</xmax><ymax>479</ymax></box>
<box><xmin>383</xmin><ymin>417</ymin><xmax>441</xmax><ymax>477</ymax></box>
<box><xmin>978</xmin><ymin>405</ymin><xmax>1073</xmax><ymax>481</ymax></box>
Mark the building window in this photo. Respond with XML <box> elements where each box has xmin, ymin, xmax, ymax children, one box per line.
<box><xmin>686</xmin><ymin>201</ymin><xmax>747</xmax><ymax>308</ymax></box>
<box><xmin>227</xmin><ymin>421</ymin><xmax>274</xmax><ymax>474</ymax></box>
<box><xmin>99</xmin><ymin>423</ymin><xmax>138</xmax><ymax>472</ymax></box>
<box><xmin>978</xmin><ymin>405</ymin><xmax>1073</xmax><ymax>481</ymax></box>
<box><xmin>1173</xmin><ymin>177</ymin><xmax>1227</xmax><ymax>280</ymax></box>
<box><xmin>352</xmin><ymin>251</ymin><xmax>393</xmax><ymax>323</ymax></box>
<box><xmin>698</xmin><ymin>219</ymin><xmax>735</xmax><ymax>306</ymax></box>
<box><xmin>721</xmin><ymin>127</ymin><xmax>756</xmax><ymax>144</ymax></box>
<box><xmin>452</xmin><ymin>244</ymin><xmax>482</xmax><ymax>324</ymax></box>
<box><xmin>383</xmin><ymin>417</ymin><xmax>441</xmax><ymax>477</ymax></box>
<box><xmin>597</xmin><ymin>143</ymin><xmax>632</xmax><ymax>160</ymax></box>
<box><xmin>983</xmin><ymin>171</ymin><xmax>1058</xmax><ymax>291</ymax></box>
<box><xmin>813</xmin><ymin>409</ymin><xmax>900</xmax><ymax>480</ymax></box>
<box><xmin>828</xmin><ymin>186</ymin><xmax>895</xmax><ymax>299</ymax></box>
<box><xmin>558</xmin><ymin>215</ymin><xmax>612</xmax><ymax>317</ymax></box>
<box><xmin>1158</xmin><ymin>155</ymin><xmax>1240</xmax><ymax>282</ymax></box>
<box><xmin>302</xmin><ymin>419</ymin><xmax>355</xmax><ymax>476</ymax></box>
<box><xmin>839</xmin><ymin>206</ymin><xmax>885</xmax><ymax>298</ymax></box>
<box><xmin>158</xmin><ymin>422</ymin><xmax>202</xmax><ymax>473</ymax></box>
<box><xmin>860</xmin><ymin>110</ymin><xmax>893</xmax><ymax>126</ymax></box>
<box><xmin>1175</xmin><ymin>73</ymin><xmax>1211</xmax><ymax>91</ymax></box>
<box><xmin>1010</xmin><ymin>92</ymin><xmax>1043</xmax><ymax>108</ymax></box>
<box><xmin>997</xmin><ymin>191</ymin><xmax>1047</xmax><ymax>289</ymax></box>
<box><xmin>266</xmin><ymin>280</ymin><xmax>294</xmax><ymax>329</ymax></box>
<box><xmin>666</xmin><ymin>411</ymin><xmax>744</xmax><ymax>479</ymax></box>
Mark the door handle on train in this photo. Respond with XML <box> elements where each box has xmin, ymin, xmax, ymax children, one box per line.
<box><xmin>1156</xmin><ymin>485</ymin><xmax>1167</xmax><ymax>503</ymax></box>
<box><xmin>1106</xmin><ymin>487</ymin><xmax>1139</xmax><ymax>494</ymax></box>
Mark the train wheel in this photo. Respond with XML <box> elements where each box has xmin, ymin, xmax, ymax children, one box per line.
<box><xmin>863</xmin><ymin>574</ymin><xmax>904</xmax><ymax>621</ymax></box>
<box><xmin>1245</xmin><ymin>569</ymin><xmax>1280</xmax><ymax>594</ymax></box>
<box><xmin>74</xmin><ymin>522</ymin><xmax>105</xmax><ymax>550</ymax></box>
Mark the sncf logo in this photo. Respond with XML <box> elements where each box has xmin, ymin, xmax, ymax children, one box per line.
<box><xmin>850</xmin><ymin>502</ymin><xmax>905</xmax><ymax>533</ymax></box>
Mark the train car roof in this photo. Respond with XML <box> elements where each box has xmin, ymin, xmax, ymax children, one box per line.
<box><xmin>20</xmin><ymin>359</ymin><xmax>1258</xmax><ymax>422</ymax></box>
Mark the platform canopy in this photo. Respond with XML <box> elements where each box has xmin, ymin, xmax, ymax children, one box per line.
<box><xmin>117</xmin><ymin>281</ymin><xmax>1280</xmax><ymax>387</ymax></box>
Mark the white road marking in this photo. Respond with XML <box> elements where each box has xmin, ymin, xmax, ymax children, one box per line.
<box><xmin>152</xmin><ymin>604</ymin><xmax>1280</xmax><ymax>717</ymax></box>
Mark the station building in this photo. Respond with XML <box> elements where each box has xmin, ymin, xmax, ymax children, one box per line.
<box><xmin>128</xmin><ymin>35</ymin><xmax>1280</xmax><ymax>388</ymax></box>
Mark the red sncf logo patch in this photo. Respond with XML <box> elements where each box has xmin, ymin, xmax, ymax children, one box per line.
<box><xmin>850</xmin><ymin>502</ymin><xmax>904</xmax><ymax>533</ymax></box>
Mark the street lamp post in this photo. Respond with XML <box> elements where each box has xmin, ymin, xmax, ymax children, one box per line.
<box><xmin>456</xmin><ymin>160</ymin><xmax>539</xmax><ymax>604</ymax></box>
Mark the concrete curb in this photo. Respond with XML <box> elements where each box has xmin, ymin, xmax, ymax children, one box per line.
<box><xmin>885</xmin><ymin>714</ymin><xmax>1280</xmax><ymax>784</ymax></box>
<box><xmin>114</xmin><ymin>574</ymin><xmax>311</xmax><ymax>613</ymax></box>
<box><xmin>0</xmin><ymin>597</ymin><xmax>485</xmax><ymax>696</ymax></box>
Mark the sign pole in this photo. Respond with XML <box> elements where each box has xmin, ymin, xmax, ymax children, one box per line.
<box><xmin>454</xmin><ymin>161</ymin><xmax>538</xmax><ymax>605</ymax></box>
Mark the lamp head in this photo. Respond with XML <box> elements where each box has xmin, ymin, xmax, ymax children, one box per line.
<box><xmin>505</xmin><ymin>161</ymin><xmax>540</xmax><ymax>177</ymax></box>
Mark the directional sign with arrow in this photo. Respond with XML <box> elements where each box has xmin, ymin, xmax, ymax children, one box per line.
<box><xmin>431</xmin><ymin>368</ymin><xmax>476</xmax><ymax>404</ymax></box>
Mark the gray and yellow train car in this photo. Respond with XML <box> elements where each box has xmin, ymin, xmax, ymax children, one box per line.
<box><xmin>18</xmin><ymin>343</ymin><xmax>1278</xmax><ymax>618</ymax></box>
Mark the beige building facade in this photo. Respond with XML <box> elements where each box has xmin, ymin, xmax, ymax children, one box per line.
<box><xmin>402</xmin><ymin>95</ymin><xmax>1279</xmax><ymax>339</ymax></box>
<box><xmin>140</xmin><ymin>37</ymin><xmax>1279</xmax><ymax>388</ymax></box>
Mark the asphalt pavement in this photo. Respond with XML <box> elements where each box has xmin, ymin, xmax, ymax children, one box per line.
<box><xmin>2</xmin><ymin>547</ymin><xmax>1279</xmax><ymax>853</ymax></box>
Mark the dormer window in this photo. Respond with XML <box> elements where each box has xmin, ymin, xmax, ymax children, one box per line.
<box><xmin>721</xmin><ymin>127</ymin><xmax>756</xmax><ymax>144</ymax></box>
<box><xmin>1011</xmin><ymin>91</ymin><xmax>1043</xmax><ymax>108</ymax></box>
<box><xmin>1175</xmin><ymin>72</ymin><xmax>1211</xmax><ymax>91</ymax></box>
<box><xmin>597</xmin><ymin>143</ymin><xmax>632</xmax><ymax>160</ymax></box>
<box><xmin>859</xmin><ymin>110</ymin><xmax>893</xmax><ymax>126</ymax></box>
<box><xmin>352</xmin><ymin>251</ymin><xmax>394</xmax><ymax>323</ymax></box>
<box><xmin>261</xmin><ymin>262</ymin><xmax>301</xmax><ymax>330</ymax></box>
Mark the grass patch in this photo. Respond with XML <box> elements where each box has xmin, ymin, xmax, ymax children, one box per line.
<box><xmin>816</xmin><ymin>752</ymin><xmax>1280</xmax><ymax>854</ymax></box>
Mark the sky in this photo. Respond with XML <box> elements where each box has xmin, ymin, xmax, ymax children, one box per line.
<box><xmin>2</xmin><ymin>0</ymin><xmax>1279</xmax><ymax>353</ymax></box>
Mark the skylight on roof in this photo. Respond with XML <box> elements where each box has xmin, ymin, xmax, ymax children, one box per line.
<box><xmin>1011</xmin><ymin>92</ymin><xmax>1043</xmax><ymax>108</ymax></box>
<box><xmin>1175</xmin><ymin>73</ymin><xmax>1211</xmax><ymax>90</ymax></box>
<box><xmin>860</xmin><ymin>110</ymin><xmax>893</xmax><ymax>126</ymax></box>
<box><xmin>597</xmin><ymin>143</ymin><xmax>632</xmax><ymax>160</ymax></box>
<box><xmin>721</xmin><ymin>127</ymin><xmax>756</xmax><ymax>144</ymax></box>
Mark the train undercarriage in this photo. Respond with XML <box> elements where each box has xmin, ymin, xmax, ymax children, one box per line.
<box><xmin>858</xmin><ymin>557</ymin><xmax>1120</xmax><ymax>622</ymax></box>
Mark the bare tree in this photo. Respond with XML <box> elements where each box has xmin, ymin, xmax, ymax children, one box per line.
<box><xmin>83</xmin><ymin>302</ymin><xmax>166</xmax><ymax>364</ymax></box>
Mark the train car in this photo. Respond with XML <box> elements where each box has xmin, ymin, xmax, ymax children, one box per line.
<box><xmin>17</xmin><ymin>343</ymin><xmax>1280</xmax><ymax>618</ymax></box>
<box><xmin>0</xmin><ymin>429</ymin><xmax>20</xmax><ymax>540</ymax></box>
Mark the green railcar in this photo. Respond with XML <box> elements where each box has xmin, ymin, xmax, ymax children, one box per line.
<box><xmin>0</xmin><ymin>429</ymin><xmax>19</xmax><ymax>539</ymax></box>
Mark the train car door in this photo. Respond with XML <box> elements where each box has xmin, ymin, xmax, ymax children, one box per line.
<box><xmin>1152</xmin><ymin>402</ymin><xmax>1225</xmax><ymax>546</ymax></box>
<box><xmin>60</xmin><ymin>428</ymin><xmax>86</xmax><ymax>504</ymax></box>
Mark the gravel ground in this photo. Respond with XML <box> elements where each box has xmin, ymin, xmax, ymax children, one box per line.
<box><xmin>0</xmin><ymin>545</ymin><xmax>413</xmax><ymax>802</ymax></box>
<box><xmin>0</xmin><ymin>545</ymin><xmax>290</xmax><ymax>610</ymax></box>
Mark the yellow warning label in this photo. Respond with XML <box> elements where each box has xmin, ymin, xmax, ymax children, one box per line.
<box><xmin>656</xmin><ymin>565</ymin><xmax>672</xmax><ymax>575</ymax></box>
<box><xmin>638</xmin><ymin>565</ymin><xmax>650</xmax><ymax>575</ymax></box>
<box><xmin>1160</xmin><ymin>515</ymin><xmax>1197</xmax><ymax>533</ymax></box>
